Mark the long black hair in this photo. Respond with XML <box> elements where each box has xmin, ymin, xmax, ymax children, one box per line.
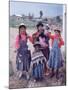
<box><xmin>36</xmin><ymin>22</ymin><xmax>44</xmax><ymax>28</ymax></box>
<box><xmin>19</xmin><ymin>25</ymin><xmax>27</xmax><ymax>41</ymax></box>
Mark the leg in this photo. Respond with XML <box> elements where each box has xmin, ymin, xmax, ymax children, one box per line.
<box><xmin>56</xmin><ymin>69</ymin><xmax>59</xmax><ymax>79</ymax></box>
<box><xmin>50</xmin><ymin>68</ymin><xmax>55</xmax><ymax>78</ymax></box>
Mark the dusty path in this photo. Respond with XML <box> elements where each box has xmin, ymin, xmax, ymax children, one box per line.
<box><xmin>9</xmin><ymin>70</ymin><xmax>66</xmax><ymax>89</ymax></box>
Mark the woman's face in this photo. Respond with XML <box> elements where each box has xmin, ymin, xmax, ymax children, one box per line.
<box><xmin>37</xmin><ymin>26</ymin><xmax>44</xmax><ymax>33</ymax></box>
<box><xmin>19</xmin><ymin>27</ymin><xmax>26</xmax><ymax>35</ymax></box>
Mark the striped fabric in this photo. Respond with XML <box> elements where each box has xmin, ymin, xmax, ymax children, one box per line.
<box><xmin>31</xmin><ymin>51</ymin><xmax>46</xmax><ymax>68</ymax></box>
<box><xmin>29</xmin><ymin>51</ymin><xmax>47</xmax><ymax>79</ymax></box>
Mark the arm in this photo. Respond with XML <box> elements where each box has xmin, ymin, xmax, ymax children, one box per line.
<box><xmin>47</xmin><ymin>32</ymin><xmax>54</xmax><ymax>40</ymax></box>
<box><xmin>58</xmin><ymin>37</ymin><xmax>64</xmax><ymax>47</ymax></box>
<box><xmin>28</xmin><ymin>36</ymin><xmax>34</xmax><ymax>44</ymax></box>
<box><xmin>27</xmin><ymin>32</ymin><xmax>38</xmax><ymax>44</ymax></box>
<box><xmin>15</xmin><ymin>35</ymin><xmax>19</xmax><ymax>49</ymax></box>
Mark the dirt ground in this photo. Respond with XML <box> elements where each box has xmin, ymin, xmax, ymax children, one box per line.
<box><xmin>9</xmin><ymin>28</ymin><xmax>66</xmax><ymax>89</ymax></box>
<box><xmin>9</xmin><ymin>70</ymin><xmax>66</xmax><ymax>89</ymax></box>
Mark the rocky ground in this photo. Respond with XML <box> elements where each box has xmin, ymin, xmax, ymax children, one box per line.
<box><xmin>9</xmin><ymin>69</ymin><xmax>66</xmax><ymax>89</ymax></box>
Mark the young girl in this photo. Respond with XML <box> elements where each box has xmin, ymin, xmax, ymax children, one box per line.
<box><xmin>48</xmin><ymin>29</ymin><xmax>64</xmax><ymax>79</ymax></box>
<box><xmin>29</xmin><ymin>42</ymin><xmax>46</xmax><ymax>82</ymax></box>
<box><xmin>15</xmin><ymin>23</ymin><xmax>31</xmax><ymax>79</ymax></box>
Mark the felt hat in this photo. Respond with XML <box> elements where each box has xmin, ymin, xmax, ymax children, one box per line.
<box><xmin>19</xmin><ymin>23</ymin><xmax>26</xmax><ymax>29</ymax></box>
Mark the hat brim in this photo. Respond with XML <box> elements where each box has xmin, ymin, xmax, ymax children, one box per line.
<box><xmin>54</xmin><ymin>29</ymin><xmax>61</xmax><ymax>32</ymax></box>
<box><xmin>33</xmin><ymin>44</ymin><xmax>41</xmax><ymax>47</ymax></box>
<box><xmin>19</xmin><ymin>25</ymin><xmax>26</xmax><ymax>29</ymax></box>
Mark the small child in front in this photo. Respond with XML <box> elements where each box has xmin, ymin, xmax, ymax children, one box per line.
<box><xmin>30</xmin><ymin>41</ymin><xmax>46</xmax><ymax>82</ymax></box>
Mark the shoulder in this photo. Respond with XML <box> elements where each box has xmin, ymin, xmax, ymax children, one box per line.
<box><xmin>32</xmin><ymin>32</ymin><xmax>38</xmax><ymax>36</ymax></box>
<box><xmin>15</xmin><ymin>35</ymin><xmax>19</xmax><ymax>40</ymax></box>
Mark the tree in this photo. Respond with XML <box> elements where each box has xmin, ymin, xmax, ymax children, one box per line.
<box><xmin>40</xmin><ymin>10</ymin><xmax>43</xmax><ymax>18</ymax></box>
<box><xmin>21</xmin><ymin>14</ymin><xmax>25</xmax><ymax>20</ymax></box>
<box><xmin>56</xmin><ymin>16</ymin><xmax>61</xmax><ymax>23</ymax></box>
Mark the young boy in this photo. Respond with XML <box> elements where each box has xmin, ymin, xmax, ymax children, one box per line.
<box><xmin>29</xmin><ymin>41</ymin><xmax>46</xmax><ymax>82</ymax></box>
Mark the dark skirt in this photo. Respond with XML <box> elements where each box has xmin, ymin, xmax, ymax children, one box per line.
<box><xmin>41</xmin><ymin>47</ymin><xmax>50</xmax><ymax>60</ymax></box>
<box><xmin>16</xmin><ymin>50</ymin><xmax>31</xmax><ymax>72</ymax></box>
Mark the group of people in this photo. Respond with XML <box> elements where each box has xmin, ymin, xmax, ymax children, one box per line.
<box><xmin>15</xmin><ymin>22</ymin><xmax>64</xmax><ymax>82</ymax></box>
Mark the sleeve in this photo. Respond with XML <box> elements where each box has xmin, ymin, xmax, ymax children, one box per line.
<box><xmin>28</xmin><ymin>36</ymin><xmax>34</xmax><ymax>44</ymax></box>
<box><xmin>48</xmin><ymin>32</ymin><xmax>54</xmax><ymax>40</ymax></box>
<box><xmin>15</xmin><ymin>35</ymin><xmax>19</xmax><ymax>49</ymax></box>
<box><xmin>30</xmin><ymin>32</ymin><xmax>37</xmax><ymax>44</ymax></box>
<box><xmin>58</xmin><ymin>37</ymin><xmax>64</xmax><ymax>47</ymax></box>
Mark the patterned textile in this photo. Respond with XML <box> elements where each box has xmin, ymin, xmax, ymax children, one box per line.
<box><xmin>30</xmin><ymin>51</ymin><xmax>46</xmax><ymax>79</ymax></box>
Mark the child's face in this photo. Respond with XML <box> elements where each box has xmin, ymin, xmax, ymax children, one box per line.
<box><xmin>35</xmin><ymin>46</ymin><xmax>40</xmax><ymax>51</ymax></box>
<box><xmin>55</xmin><ymin>31</ymin><xmax>60</xmax><ymax>36</ymax></box>
<box><xmin>19</xmin><ymin>27</ymin><xmax>26</xmax><ymax>35</ymax></box>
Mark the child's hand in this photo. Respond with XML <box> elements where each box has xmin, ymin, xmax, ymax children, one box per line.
<box><xmin>14</xmin><ymin>50</ymin><xmax>17</xmax><ymax>53</ymax></box>
<box><xmin>19</xmin><ymin>60</ymin><xmax>21</xmax><ymax>63</ymax></box>
<box><xmin>59</xmin><ymin>37</ymin><xmax>62</xmax><ymax>41</ymax></box>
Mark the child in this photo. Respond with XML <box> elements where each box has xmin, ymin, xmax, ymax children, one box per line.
<box><xmin>48</xmin><ymin>29</ymin><xmax>64</xmax><ymax>79</ymax></box>
<box><xmin>15</xmin><ymin>23</ymin><xmax>31</xmax><ymax>79</ymax></box>
<box><xmin>29</xmin><ymin>41</ymin><xmax>46</xmax><ymax>82</ymax></box>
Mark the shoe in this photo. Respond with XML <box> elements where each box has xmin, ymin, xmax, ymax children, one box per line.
<box><xmin>33</xmin><ymin>79</ymin><xmax>36</xmax><ymax>82</ymax></box>
<box><xmin>50</xmin><ymin>73</ymin><xmax>55</xmax><ymax>78</ymax></box>
<box><xmin>26</xmin><ymin>75</ymin><xmax>30</xmax><ymax>80</ymax></box>
<box><xmin>45</xmin><ymin>72</ymin><xmax>50</xmax><ymax>76</ymax></box>
<box><xmin>18</xmin><ymin>71</ymin><xmax>23</xmax><ymax>79</ymax></box>
<box><xmin>56</xmin><ymin>75</ymin><xmax>59</xmax><ymax>79</ymax></box>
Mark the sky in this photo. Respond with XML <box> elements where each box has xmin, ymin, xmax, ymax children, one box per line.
<box><xmin>10</xmin><ymin>1</ymin><xmax>63</xmax><ymax>17</ymax></box>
